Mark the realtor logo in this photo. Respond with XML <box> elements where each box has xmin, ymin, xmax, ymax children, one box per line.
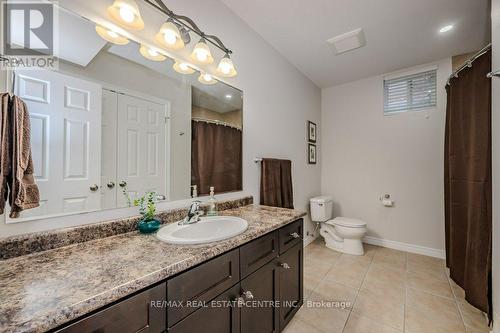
<box><xmin>1</xmin><ymin>1</ymin><xmax>58</xmax><ymax>69</ymax></box>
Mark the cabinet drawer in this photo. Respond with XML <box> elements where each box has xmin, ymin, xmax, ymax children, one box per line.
<box><xmin>167</xmin><ymin>249</ymin><xmax>240</xmax><ymax>326</ymax></box>
<box><xmin>56</xmin><ymin>283</ymin><xmax>166</xmax><ymax>333</ymax></box>
<box><xmin>278</xmin><ymin>219</ymin><xmax>303</xmax><ymax>254</ymax></box>
<box><xmin>240</xmin><ymin>231</ymin><xmax>278</xmax><ymax>278</ymax></box>
<box><xmin>168</xmin><ymin>284</ymin><xmax>240</xmax><ymax>333</ymax></box>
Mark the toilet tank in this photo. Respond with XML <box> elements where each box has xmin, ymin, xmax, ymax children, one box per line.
<box><xmin>310</xmin><ymin>196</ymin><xmax>334</xmax><ymax>222</ymax></box>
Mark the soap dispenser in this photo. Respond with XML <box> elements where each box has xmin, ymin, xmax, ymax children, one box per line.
<box><xmin>207</xmin><ymin>186</ymin><xmax>217</xmax><ymax>216</ymax></box>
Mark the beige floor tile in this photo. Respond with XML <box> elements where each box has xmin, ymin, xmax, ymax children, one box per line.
<box><xmin>296</xmin><ymin>300</ymin><xmax>349</xmax><ymax>333</ymax></box>
<box><xmin>406</xmin><ymin>288</ymin><xmax>462</xmax><ymax>323</ymax></box>
<box><xmin>361</xmin><ymin>243</ymin><xmax>380</xmax><ymax>259</ymax></box>
<box><xmin>312</xmin><ymin>280</ymin><xmax>357</xmax><ymax>310</ymax></box>
<box><xmin>282</xmin><ymin>316</ymin><xmax>323</xmax><ymax>333</ymax></box>
<box><xmin>343</xmin><ymin>313</ymin><xmax>402</xmax><ymax>333</ymax></box>
<box><xmin>406</xmin><ymin>271</ymin><xmax>454</xmax><ymax>298</ymax></box>
<box><xmin>360</xmin><ymin>280</ymin><xmax>406</xmax><ymax>307</ymax></box>
<box><xmin>458</xmin><ymin>301</ymin><xmax>491</xmax><ymax>332</ymax></box>
<box><xmin>405</xmin><ymin>304</ymin><xmax>467</xmax><ymax>333</ymax></box>
<box><xmin>322</xmin><ymin>257</ymin><xmax>370</xmax><ymax>289</ymax></box>
<box><xmin>407</xmin><ymin>253</ymin><xmax>445</xmax><ymax>267</ymax></box>
<box><xmin>372</xmin><ymin>248</ymin><xmax>407</xmax><ymax>271</ymax></box>
<box><xmin>448</xmin><ymin>278</ymin><xmax>466</xmax><ymax>301</ymax></box>
<box><xmin>465</xmin><ymin>326</ymin><xmax>491</xmax><ymax>333</ymax></box>
<box><xmin>352</xmin><ymin>288</ymin><xmax>405</xmax><ymax>331</ymax></box>
<box><xmin>362</xmin><ymin>264</ymin><xmax>406</xmax><ymax>290</ymax></box>
<box><xmin>407</xmin><ymin>260</ymin><xmax>449</xmax><ymax>281</ymax></box>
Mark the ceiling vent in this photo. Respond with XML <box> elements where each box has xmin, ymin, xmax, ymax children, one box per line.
<box><xmin>327</xmin><ymin>28</ymin><xmax>366</xmax><ymax>55</ymax></box>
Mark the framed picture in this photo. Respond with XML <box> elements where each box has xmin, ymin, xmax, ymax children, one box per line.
<box><xmin>308</xmin><ymin>143</ymin><xmax>317</xmax><ymax>164</ymax></box>
<box><xmin>308</xmin><ymin>121</ymin><xmax>317</xmax><ymax>143</ymax></box>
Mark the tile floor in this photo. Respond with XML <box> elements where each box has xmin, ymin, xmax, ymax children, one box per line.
<box><xmin>284</xmin><ymin>240</ymin><xmax>491</xmax><ymax>333</ymax></box>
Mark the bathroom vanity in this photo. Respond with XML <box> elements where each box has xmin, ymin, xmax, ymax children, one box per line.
<box><xmin>0</xmin><ymin>203</ymin><xmax>305</xmax><ymax>333</ymax></box>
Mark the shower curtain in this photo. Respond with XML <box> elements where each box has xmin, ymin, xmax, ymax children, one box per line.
<box><xmin>191</xmin><ymin>120</ymin><xmax>242</xmax><ymax>196</ymax></box>
<box><xmin>444</xmin><ymin>50</ymin><xmax>492</xmax><ymax>318</ymax></box>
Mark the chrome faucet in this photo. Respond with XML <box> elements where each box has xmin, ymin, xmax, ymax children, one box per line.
<box><xmin>179</xmin><ymin>200</ymin><xmax>204</xmax><ymax>225</ymax></box>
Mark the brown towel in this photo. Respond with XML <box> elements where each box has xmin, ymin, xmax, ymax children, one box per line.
<box><xmin>260</xmin><ymin>158</ymin><xmax>294</xmax><ymax>209</ymax></box>
<box><xmin>8</xmin><ymin>96</ymin><xmax>39</xmax><ymax>218</ymax></box>
<box><xmin>0</xmin><ymin>93</ymin><xmax>11</xmax><ymax>215</ymax></box>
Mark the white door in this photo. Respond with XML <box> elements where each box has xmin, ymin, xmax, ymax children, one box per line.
<box><xmin>116</xmin><ymin>93</ymin><xmax>167</xmax><ymax>207</ymax></box>
<box><xmin>101</xmin><ymin>89</ymin><xmax>118</xmax><ymax>209</ymax></box>
<box><xmin>11</xmin><ymin>69</ymin><xmax>102</xmax><ymax>219</ymax></box>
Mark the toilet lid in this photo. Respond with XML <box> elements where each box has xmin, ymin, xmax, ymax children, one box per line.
<box><xmin>327</xmin><ymin>217</ymin><xmax>366</xmax><ymax>228</ymax></box>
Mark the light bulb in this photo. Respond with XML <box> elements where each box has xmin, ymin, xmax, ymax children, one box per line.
<box><xmin>203</xmin><ymin>74</ymin><xmax>212</xmax><ymax>81</ymax></box>
<box><xmin>163</xmin><ymin>29</ymin><xmax>177</xmax><ymax>45</ymax></box>
<box><xmin>148</xmin><ymin>49</ymin><xmax>159</xmax><ymax>57</ymax></box>
<box><xmin>179</xmin><ymin>63</ymin><xmax>188</xmax><ymax>71</ymax></box>
<box><xmin>197</xmin><ymin>50</ymin><xmax>208</xmax><ymax>62</ymax></box>
<box><xmin>107</xmin><ymin>30</ymin><xmax>119</xmax><ymax>38</ymax></box>
<box><xmin>119</xmin><ymin>6</ymin><xmax>135</xmax><ymax>23</ymax></box>
<box><xmin>219</xmin><ymin>62</ymin><xmax>231</xmax><ymax>74</ymax></box>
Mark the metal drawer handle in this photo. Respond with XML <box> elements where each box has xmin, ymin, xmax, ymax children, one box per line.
<box><xmin>280</xmin><ymin>263</ymin><xmax>291</xmax><ymax>269</ymax></box>
<box><xmin>242</xmin><ymin>290</ymin><xmax>254</xmax><ymax>300</ymax></box>
<box><xmin>89</xmin><ymin>184</ymin><xmax>99</xmax><ymax>192</ymax></box>
<box><xmin>290</xmin><ymin>232</ymin><xmax>300</xmax><ymax>239</ymax></box>
<box><xmin>107</xmin><ymin>181</ymin><xmax>115</xmax><ymax>189</ymax></box>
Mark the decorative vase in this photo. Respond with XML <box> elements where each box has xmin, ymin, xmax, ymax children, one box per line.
<box><xmin>137</xmin><ymin>218</ymin><xmax>161</xmax><ymax>234</ymax></box>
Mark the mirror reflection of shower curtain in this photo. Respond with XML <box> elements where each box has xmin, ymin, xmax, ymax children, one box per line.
<box><xmin>191</xmin><ymin>120</ymin><xmax>242</xmax><ymax>196</ymax></box>
<box><xmin>444</xmin><ymin>49</ymin><xmax>492</xmax><ymax>319</ymax></box>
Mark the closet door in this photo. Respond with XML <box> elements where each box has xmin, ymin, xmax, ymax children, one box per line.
<box><xmin>101</xmin><ymin>89</ymin><xmax>118</xmax><ymax>209</ymax></box>
<box><xmin>12</xmin><ymin>69</ymin><xmax>102</xmax><ymax>219</ymax></box>
<box><xmin>116</xmin><ymin>94</ymin><xmax>167</xmax><ymax>206</ymax></box>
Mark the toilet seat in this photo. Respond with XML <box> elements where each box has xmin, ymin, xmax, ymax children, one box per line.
<box><xmin>326</xmin><ymin>217</ymin><xmax>366</xmax><ymax>228</ymax></box>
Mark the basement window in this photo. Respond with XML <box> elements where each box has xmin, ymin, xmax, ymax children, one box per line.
<box><xmin>383</xmin><ymin>68</ymin><xmax>437</xmax><ymax>114</ymax></box>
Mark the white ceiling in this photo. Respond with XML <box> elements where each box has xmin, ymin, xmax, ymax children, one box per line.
<box><xmin>221</xmin><ymin>0</ymin><xmax>490</xmax><ymax>88</ymax></box>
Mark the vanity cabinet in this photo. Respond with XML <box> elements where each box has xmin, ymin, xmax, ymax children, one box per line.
<box><xmin>54</xmin><ymin>219</ymin><xmax>303</xmax><ymax>333</ymax></box>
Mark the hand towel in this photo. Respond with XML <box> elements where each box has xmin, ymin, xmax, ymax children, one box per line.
<box><xmin>260</xmin><ymin>158</ymin><xmax>294</xmax><ymax>209</ymax></box>
<box><xmin>0</xmin><ymin>93</ymin><xmax>11</xmax><ymax>215</ymax></box>
<box><xmin>8</xmin><ymin>95</ymin><xmax>39</xmax><ymax>218</ymax></box>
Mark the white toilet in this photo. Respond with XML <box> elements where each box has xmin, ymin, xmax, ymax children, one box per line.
<box><xmin>310</xmin><ymin>196</ymin><xmax>367</xmax><ymax>256</ymax></box>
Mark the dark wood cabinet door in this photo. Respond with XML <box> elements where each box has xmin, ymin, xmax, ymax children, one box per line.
<box><xmin>168</xmin><ymin>284</ymin><xmax>241</xmax><ymax>333</ymax></box>
<box><xmin>167</xmin><ymin>249</ymin><xmax>240</xmax><ymax>325</ymax></box>
<box><xmin>278</xmin><ymin>242</ymin><xmax>303</xmax><ymax>331</ymax></box>
<box><xmin>56</xmin><ymin>283</ymin><xmax>166</xmax><ymax>333</ymax></box>
<box><xmin>278</xmin><ymin>219</ymin><xmax>303</xmax><ymax>254</ymax></box>
<box><xmin>240</xmin><ymin>231</ymin><xmax>278</xmax><ymax>278</ymax></box>
<box><xmin>240</xmin><ymin>259</ymin><xmax>280</xmax><ymax>333</ymax></box>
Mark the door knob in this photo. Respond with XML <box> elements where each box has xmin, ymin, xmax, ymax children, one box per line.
<box><xmin>107</xmin><ymin>181</ymin><xmax>115</xmax><ymax>189</ymax></box>
<box><xmin>290</xmin><ymin>232</ymin><xmax>300</xmax><ymax>239</ymax></box>
<box><xmin>119</xmin><ymin>181</ymin><xmax>127</xmax><ymax>188</ymax></box>
<box><xmin>242</xmin><ymin>290</ymin><xmax>254</xmax><ymax>300</ymax></box>
<box><xmin>89</xmin><ymin>184</ymin><xmax>99</xmax><ymax>192</ymax></box>
<box><xmin>280</xmin><ymin>263</ymin><xmax>291</xmax><ymax>269</ymax></box>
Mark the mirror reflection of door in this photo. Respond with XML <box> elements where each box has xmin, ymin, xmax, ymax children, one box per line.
<box><xmin>12</xmin><ymin>69</ymin><xmax>102</xmax><ymax>220</ymax></box>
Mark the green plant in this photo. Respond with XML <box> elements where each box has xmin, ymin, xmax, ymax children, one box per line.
<box><xmin>122</xmin><ymin>184</ymin><xmax>133</xmax><ymax>207</ymax></box>
<box><xmin>134</xmin><ymin>191</ymin><xmax>157</xmax><ymax>221</ymax></box>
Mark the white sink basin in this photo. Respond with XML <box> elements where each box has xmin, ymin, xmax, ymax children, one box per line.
<box><xmin>156</xmin><ymin>216</ymin><xmax>248</xmax><ymax>245</ymax></box>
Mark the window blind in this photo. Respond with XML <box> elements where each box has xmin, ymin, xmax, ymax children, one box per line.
<box><xmin>384</xmin><ymin>69</ymin><xmax>437</xmax><ymax>114</ymax></box>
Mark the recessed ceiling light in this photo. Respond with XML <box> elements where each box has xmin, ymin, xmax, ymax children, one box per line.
<box><xmin>327</xmin><ymin>28</ymin><xmax>366</xmax><ymax>55</ymax></box>
<box><xmin>439</xmin><ymin>25</ymin><xmax>454</xmax><ymax>33</ymax></box>
<box><xmin>225</xmin><ymin>94</ymin><xmax>232</xmax><ymax>99</ymax></box>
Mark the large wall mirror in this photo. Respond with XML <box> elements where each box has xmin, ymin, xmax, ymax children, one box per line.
<box><xmin>2</xmin><ymin>6</ymin><xmax>242</xmax><ymax>222</ymax></box>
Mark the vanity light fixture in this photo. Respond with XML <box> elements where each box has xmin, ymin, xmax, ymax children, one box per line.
<box><xmin>95</xmin><ymin>25</ymin><xmax>130</xmax><ymax>45</ymax></box>
<box><xmin>154</xmin><ymin>20</ymin><xmax>185</xmax><ymax>50</ymax></box>
<box><xmin>173</xmin><ymin>61</ymin><xmax>195</xmax><ymax>74</ymax></box>
<box><xmin>217</xmin><ymin>54</ymin><xmax>237</xmax><ymax>77</ymax></box>
<box><xmin>191</xmin><ymin>39</ymin><xmax>214</xmax><ymax>64</ymax></box>
<box><xmin>139</xmin><ymin>45</ymin><xmax>166</xmax><ymax>61</ymax></box>
<box><xmin>107</xmin><ymin>0</ymin><xmax>144</xmax><ymax>30</ymax></box>
<box><xmin>198</xmin><ymin>72</ymin><xmax>217</xmax><ymax>85</ymax></box>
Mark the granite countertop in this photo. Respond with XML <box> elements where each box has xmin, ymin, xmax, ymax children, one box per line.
<box><xmin>0</xmin><ymin>204</ymin><xmax>306</xmax><ymax>333</ymax></box>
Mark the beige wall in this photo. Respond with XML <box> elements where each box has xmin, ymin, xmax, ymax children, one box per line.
<box><xmin>192</xmin><ymin>106</ymin><xmax>242</xmax><ymax>128</ymax></box>
<box><xmin>492</xmin><ymin>0</ymin><xmax>500</xmax><ymax>329</ymax></box>
<box><xmin>451</xmin><ymin>52</ymin><xmax>477</xmax><ymax>71</ymax></box>
<box><xmin>59</xmin><ymin>52</ymin><xmax>192</xmax><ymax>201</ymax></box>
<box><xmin>321</xmin><ymin>58</ymin><xmax>452</xmax><ymax>253</ymax></box>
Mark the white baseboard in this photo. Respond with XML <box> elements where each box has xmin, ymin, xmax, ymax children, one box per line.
<box><xmin>303</xmin><ymin>234</ymin><xmax>317</xmax><ymax>247</ymax></box>
<box><xmin>363</xmin><ymin>236</ymin><xmax>446</xmax><ymax>259</ymax></box>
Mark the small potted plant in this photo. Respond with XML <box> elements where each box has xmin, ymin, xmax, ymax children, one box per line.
<box><xmin>134</xmin><ymin>191</ymin><xmax>161</xmax><ymax>234</ymax></box>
